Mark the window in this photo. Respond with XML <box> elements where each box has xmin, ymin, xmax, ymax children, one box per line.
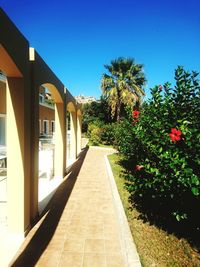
<box><xmin>66</xmin><ymin>112</ymin><xmax>71</xmax><ymax>130</ymax></box>
<box><xmin>39</xmin><ymin>120</ymin><xmax>41</xmax><ymax>135</ymax></box>
<box><xmin>43</xmin><ymin>120</ymin><xmax>49</xmax><ymax>135</ymax></box>
<box><xmin>51</xmin><ymin>120</ymin><xmax>55</xmax><ymax>134</ymax></box>
<box><xmin>0</xmin><ymin>114</ymin><xmax>6</xmax><ymax>146</ymax></box>
<box><xmin>39</xmin><ymin>94</ymin><xmax>44</xmax><ymax>103</ymax></box>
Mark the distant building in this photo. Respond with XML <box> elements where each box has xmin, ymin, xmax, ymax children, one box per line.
<box><xmin>75</xmin><ymin>94</ymin><xmax>96</xmax><ymax>104</ymax></box>
<box><xmin>39</xmin><ymin>86</ymin><xmax>55</xmax><ymax>137</ymax></box>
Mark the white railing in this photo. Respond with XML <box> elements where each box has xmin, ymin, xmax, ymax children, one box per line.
<box><xmin>39</xmin><ymin>138</ymin><xmax>54</xmax><ymax>179</ymax></box>
<box><xmin>0</xmin><ymin>146</ymin><xmax>7</xmax><ymax>180</ymax></box>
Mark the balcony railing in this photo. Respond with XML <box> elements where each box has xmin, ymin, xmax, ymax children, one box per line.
<box><xmin>0</xmin><ymin>147</ymin><xmax>7</xmax><ymax>178</ymax></box>
<box><xmin>39</xmin><ymin>137</ymin><xmax>54</xmax><ymax>179</ymax></box>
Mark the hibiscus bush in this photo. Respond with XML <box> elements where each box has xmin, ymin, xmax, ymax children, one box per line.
<box><xmin>114</xmin><ymin>66</ymin><xmax>200</xmax><ymax>225</ymax></box>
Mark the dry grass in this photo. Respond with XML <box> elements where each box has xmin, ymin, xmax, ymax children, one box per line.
<box><xmin>108</xmin><ymin>153</ymin><xmax>200</xmax><ymax>267</ymax></box>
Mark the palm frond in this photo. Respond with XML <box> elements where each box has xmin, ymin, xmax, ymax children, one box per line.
<box><xmin>101</xmin><ymin>57</ymin><xmax>146</xmax><ymax>120</ymax></box>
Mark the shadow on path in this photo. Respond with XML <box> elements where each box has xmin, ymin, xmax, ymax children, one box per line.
<box><xmin>10</xmin><ymin>146</ymin><xmax>89</xmax><ymax>267</ymax></box>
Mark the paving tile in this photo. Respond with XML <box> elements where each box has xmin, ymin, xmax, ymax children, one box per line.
<box><xmin>70</xmin><ymin>214</ymin><xmax>85</xmax><ymax>221</ymax></box>
<box><xmin>84</xmin><ymin>239</ymin><xmax>105</xmax><ymax>253</ymax></box>
<box><xmin>103</xmin><ymin>216</ymin><xmax>118</xmax><ymax>225</ymax></box>
<box><xmin>87</xmin><ymin>216</ymin><xmax>104</xmax><ymax>224</ymax></box>
<box><xmin>59</xmin><ymin>211</ymin><xmax>73</xmax><ymax>221</ymax></box>
<box><xmin>85</xmin><ymin>224</ymin><xmax>104</xmax><ymax>239</ymax></box>
<box><xmin>46</xmin><ymin>237</ymin><xmax>65</xmax><ymax>251</ymax></box>
<box><xmin>106</xmin><ymin>253</ymin><xmax>125</xmax><ymax>267</ymax></box>
<box><xmin>82</xmin><ymin>253</ymin><xmax>106</xmax><ymax>267</ymax></box>
<box><xmin>35</xmin><ymin>251</ymin><xmax>61</xmax><ymax>267</ymax></box>
<box><xmin>67</xmin><ymin>226</ymin><xmax>88</xmax><ymax>239</ymax></box>
<box><xmin>99</xmin><ymin>203</ymin><xmax>115</xmax><ymax>214</ymax></box>
<box><xmin>103</xmin><ymin>225</ymin><xmax>120</xmax><ymax>240</ymax></box>
<box><xmin>104</xmin><ymin>239</ymin><xmax>122</xmax><ymax>254</ymax></box>
<box><xmin>63</xmin><ymin>239</ymin><xmax>85</xmax><ymax>253</ymax></box>
<box><xmin>53</xmin><ymin>227</ymin><xmax>68</xmax><ymax>236</ymax></box>
<box><xmin>69</xmin><ymin>218</ymin><xmax>88</xmax><ymax>228</ymax></box>
<box><xmin>58</xmin><ymin>252</ymin><xmax>83</xmax><ymax>267</ymax></box>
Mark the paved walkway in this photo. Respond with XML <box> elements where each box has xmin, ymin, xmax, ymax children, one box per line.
<box><xmin>9</xmin><ymin>146</ymin><xmax>141</xmax><ymax>267</ymax></box>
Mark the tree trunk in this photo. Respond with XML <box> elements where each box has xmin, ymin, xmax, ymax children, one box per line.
<box><xmin>116</xmin><ymin>102</ymin><xmax>121</xmax><ymax>122</ymax></box>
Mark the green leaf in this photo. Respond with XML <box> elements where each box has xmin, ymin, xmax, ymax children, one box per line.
<box><xmin>191</xmin><ymin>175</ymin><xmax>200</xmax><ymax>186</ymax></box>
<box><xmin>191</xmin><ymin>187</ymin><xmax>199</xmax><ymax>196</ymax></box>
<box><xmin>176</xmin><ymin>214</ymin><xmax>181</xmax><ymax>221</ymax></box>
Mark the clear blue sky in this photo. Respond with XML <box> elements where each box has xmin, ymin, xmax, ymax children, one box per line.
<box><xmin>1</xmin><ymin>0</ymin><xmax>200</xmax><ymax>99</ymax></box>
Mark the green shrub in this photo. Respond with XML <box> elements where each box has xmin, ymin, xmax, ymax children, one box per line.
<box><xmin>114</xmin><ymin>120</ymin><xmax>139</xmax><ymax>159</ymax></box>
<box><xmin>116</xmin><ymin>66</ymin><xmax>200</xmax><ymax>224</ymax></box>
<box><xmin>82</xmin><ymin>97</ymin><xmax>112</xmax><ymax>133</ymax></box>
<box><xmin>89</xmin><ymin>127</ymin><xmax>103</xmax><ymax>145</ymax></box>
<box><xmin>100</xmin><ymin>123</ymin><xmax>116</xmax><ymax>145</ymax></box>
<box><xmin>87</xmin><ymin>121</ymin><xmax>116</xmax><ymax>146</ymax></box>
<box><xmin>87</xmin><ymin>121</ymin><xmax>103</xmax><ymax>145</ymax></box>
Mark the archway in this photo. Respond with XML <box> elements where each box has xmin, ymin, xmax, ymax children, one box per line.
<box><xmin>38</xmin><ymin>83</ymin><xmax>65</xmax><ymax>213</ymax></box>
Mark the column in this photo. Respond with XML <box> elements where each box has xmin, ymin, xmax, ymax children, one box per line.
<box><xmin>54</xmin><ymin>102</ymin><xmax>66</xmax><ymax>179</ymax></box>
<box><xmin>77</xmin><ymin>112</ymin><xmax>82</xmax><ymax>155</ymax></box>
<box><xmin>6</xmin><ymin>77</ymin><xmax>31</xmax><ymax>235</ymax></box>
<box><xmin>70</xmin><ymin>112</ymin><xmax>77</xmax><ymax>162</ymax></box>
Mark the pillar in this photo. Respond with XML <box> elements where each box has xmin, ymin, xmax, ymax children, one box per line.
<box><xmin>77</xmin><ymin>113</ymin><xmax>82</xmax><ymax>155</ymax></box>
<box><xmin>70</xmin><ymin>112</ymin><xmax>77</xmax><ymax>161</ymax></box>
<box><xmin>30</xmin><ymin>79</ymin><xmax>39</xmax><ymax>222</ymax></box>
<box><xmin>54</xmin><ymin>102</ymin><xmax>66</xmax><ymax>179</ymax></box>
<box><xmin>6</xmin><ymin>77</ymin><xmax>31</xmax><ymax>235</ymax></box>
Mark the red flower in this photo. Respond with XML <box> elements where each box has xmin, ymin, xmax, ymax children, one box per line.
<box><xmin>135</xmin><ymin>165</ymin><xmax>144</xmax><ymax>171</ymax></box>
<box><xmin>132</xmin><ymin>119</ymin><xmax>139</xmax><ymax>125</ymax></box>
<box><xmin>169</xmin><ymin>128</ymin><xmax>182</xmax><ymax>142</ymax></box>
<box><xmin>132</xmin><ymin>110</ymin><xmax>140</xmax><ymax>119</ymax></box>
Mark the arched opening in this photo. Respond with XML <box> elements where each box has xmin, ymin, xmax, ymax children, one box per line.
<box><xmin>66</xmin><ymin>102</ymin><xmax>76</xmax><ymax>167</ymax></box>
<box><xmin>38</xmin><ymin>83</ymin><xmax>65</xmax><ymax>213</ymax></box>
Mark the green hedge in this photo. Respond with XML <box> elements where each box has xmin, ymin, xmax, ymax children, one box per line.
<box><xmin>114</xmin><ymin>66</ymin><xmax>200</xmax><ymax>225</ymax></box>
<box><xmin>87</xmin><ymin>120</ymin><xmax>115</xmax><ymax>146</ymax></box>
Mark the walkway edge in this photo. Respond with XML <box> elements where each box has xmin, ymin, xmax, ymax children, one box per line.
<box><xmin>104</xmin><ymin>155</ymin><xmax>142</xmax><ymax>267</ymax></box>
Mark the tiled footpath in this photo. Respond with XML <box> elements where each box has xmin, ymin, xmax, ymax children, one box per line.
<box><xmin>9</xmin><ymin>146</ymin><xmax>141</xmax><ymax>267</ymax></box>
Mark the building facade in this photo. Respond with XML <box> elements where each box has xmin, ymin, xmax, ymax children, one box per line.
<box><xmin>0</xmin><ymin>8</ymin><xmax>82</xmax><ymax>240</ymax></box>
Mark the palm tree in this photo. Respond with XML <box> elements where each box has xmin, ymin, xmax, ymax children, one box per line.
<box><xmin>101</xmin><ymin>57</ymin><xmax>146</xmax><ymax>121</ymax></box>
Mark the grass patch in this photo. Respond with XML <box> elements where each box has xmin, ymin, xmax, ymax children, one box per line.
<box><xmin>108</xmin><ymin>153</ymin><xmax>200</xmax><ymax>267</ymax></box>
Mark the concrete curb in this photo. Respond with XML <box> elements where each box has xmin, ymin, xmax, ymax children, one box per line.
<box><xmin>104</xmin><ymin>155</ymin><xmax>142</xmax><ymax>267</ymax></box>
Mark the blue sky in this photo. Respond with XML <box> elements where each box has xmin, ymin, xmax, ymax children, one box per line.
<box><xmin>1</xmin><ymin>0</ymin><xmax>200</xmax><ymax>99</ymax></box>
